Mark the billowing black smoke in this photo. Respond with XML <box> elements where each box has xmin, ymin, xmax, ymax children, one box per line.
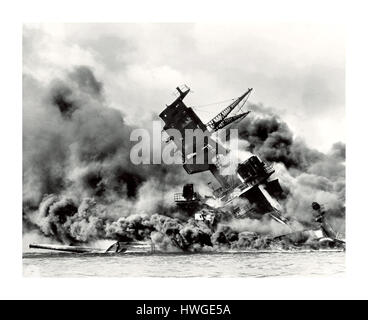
<box><xmin>23</xmin><ymin>66</ymin><xmax>198</xmax><ymax>243</ymax></box>
<box><xmin>23</xmin><ymin>66</ymin><xmax>345</xmax><ymax>251</ymax></box>
<box><xmin>238</xmin><ymin>104</ymin><xmax>345</xmax><ymax>231</ymax></box>
<box><xmin>238</xmin><ymin>108</ymin><xmax>324</xmax><ymax>171</ymax></box>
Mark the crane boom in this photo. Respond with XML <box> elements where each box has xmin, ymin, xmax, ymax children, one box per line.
<box><xmin>213</xmin><ymin>111</ymin><xmax>251</xmax><ymax>131</ymax></box>
<box><xmin>206</xmin><ymin>88</ymin><xmax>252</xmax><ymax>131</ymax></box>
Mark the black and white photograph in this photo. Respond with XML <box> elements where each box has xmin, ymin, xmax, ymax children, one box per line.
<box><xmin>1</xmin><ymin>0</ymin><xmax>368</xmax><ymax>304</ymax></box>
<box><xmin>21</xmin><ymin>22</ymin><xmax>346</xmax><ymax>278</ymax></box>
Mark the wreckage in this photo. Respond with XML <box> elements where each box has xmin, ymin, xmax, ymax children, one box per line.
<box><xmin>161</xmin><ymin>86</ymin><xmax>345</xmax><ymax>250</ymax></box>
<box><xmin>161</xmin><ymin>86</ymin><xmax>285</xmax><ymax>221</ymax></box>
<box><xmin>29</xmin><ymin>85</ymin><xmax>345</xmax><ymax>254</ymax></box>
<box><xmin>29</xmin><ymin>241</ymin><xmax>155</xmax><ymax>254</ymax></box>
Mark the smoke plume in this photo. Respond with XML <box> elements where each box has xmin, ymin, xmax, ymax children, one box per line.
<box><xmin>23</xmin><ymin>66</ymin><xmax>345</xmax><ymax>251</ymax></box>
<box><xmin>23</xmin><ymin>66</ymin><xmax>211</xmax><ymax>246</ymax></box>
<box><xmin>238</xmin><ymin>104</ymin><xmax>345</xmax><ymax>234</ymax></box>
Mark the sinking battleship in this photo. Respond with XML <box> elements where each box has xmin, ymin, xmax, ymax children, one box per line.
<box><xmin>161</xmin><ymin>86</ymin><xmax>345</xmax><ymax>250</ymax></box>
<box><xmin>29</xmin><ymin>85</ymin><xmax>344</xmax><ymax>254</ymax></box>
<box><xmin>161</xmin><ymin>86</ymin><xmax>287</xmax><ymax>222</ymax></box>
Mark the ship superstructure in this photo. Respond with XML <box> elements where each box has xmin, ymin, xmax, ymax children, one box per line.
<box><xmin>160</xmin><ymin>86</ymin><xmax>287</xmax><ymax>224</ymax></box>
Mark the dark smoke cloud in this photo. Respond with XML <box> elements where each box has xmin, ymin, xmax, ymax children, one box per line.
<box><xmin>238</xmin><ymin>108</ymin><xmax>324</xmax><ymax>171</ymax></box>
<box><xmin>23</xmin><ymin>66</ymin><xmax>140</xmax><ymax>207</ymax></box>
<box><xmin>237</xmin><ymin>104</ymin><xmax>345</xmax><ymax>234</ymax></box>
<box><xmin>23</xmin><ymin>66</ymin><xmax>212</xmax><ymax>246</ymax></box>
<box><xmin>23</xmin><ymin>66</ymin><xmax>345</xmax><ymax>251</ymax></box>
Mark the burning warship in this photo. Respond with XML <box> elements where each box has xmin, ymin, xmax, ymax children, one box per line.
<box><xmin>29</xmin><ymin>85</ymin><xmax>345</xmax><ymax>254</ymax></box>
<box><xmin>160</xmin><ymin>86</ymin><xmax>344</xmax><ymax>250</ymax></box>
<box><xmin>164</xmin><ymin>86</ymin><xmax>284</xmax><ymax>221</ymax></box>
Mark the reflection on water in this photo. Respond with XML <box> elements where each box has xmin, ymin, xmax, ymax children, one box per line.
<box><xmin>23</xmin><ymin>251</ymin><xmax>345</xmax><ymax>277</ymax></box>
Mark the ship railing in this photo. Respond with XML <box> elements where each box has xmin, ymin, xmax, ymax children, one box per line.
<box><xmin>174</xmin><ymin>193</ymin><xmax>186</xmax><ymax>202</ymax></box>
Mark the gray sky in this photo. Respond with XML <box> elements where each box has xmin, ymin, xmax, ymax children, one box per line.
<box><xmin>23</xmin><ymin>23</ymin><xmax>345</xmax><ymax>152</ymax></box>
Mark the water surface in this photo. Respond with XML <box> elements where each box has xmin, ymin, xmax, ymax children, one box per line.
<box><xmin>23</xmin><ymin>251</ymin><xmax>345</xmax><ymax>277</ymax></box>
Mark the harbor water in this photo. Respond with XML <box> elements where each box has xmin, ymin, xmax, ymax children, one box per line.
<box><xmin>23</xmin><ymin>251</ymin><xmax>345</xmax><ymax>277</ymax></box>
